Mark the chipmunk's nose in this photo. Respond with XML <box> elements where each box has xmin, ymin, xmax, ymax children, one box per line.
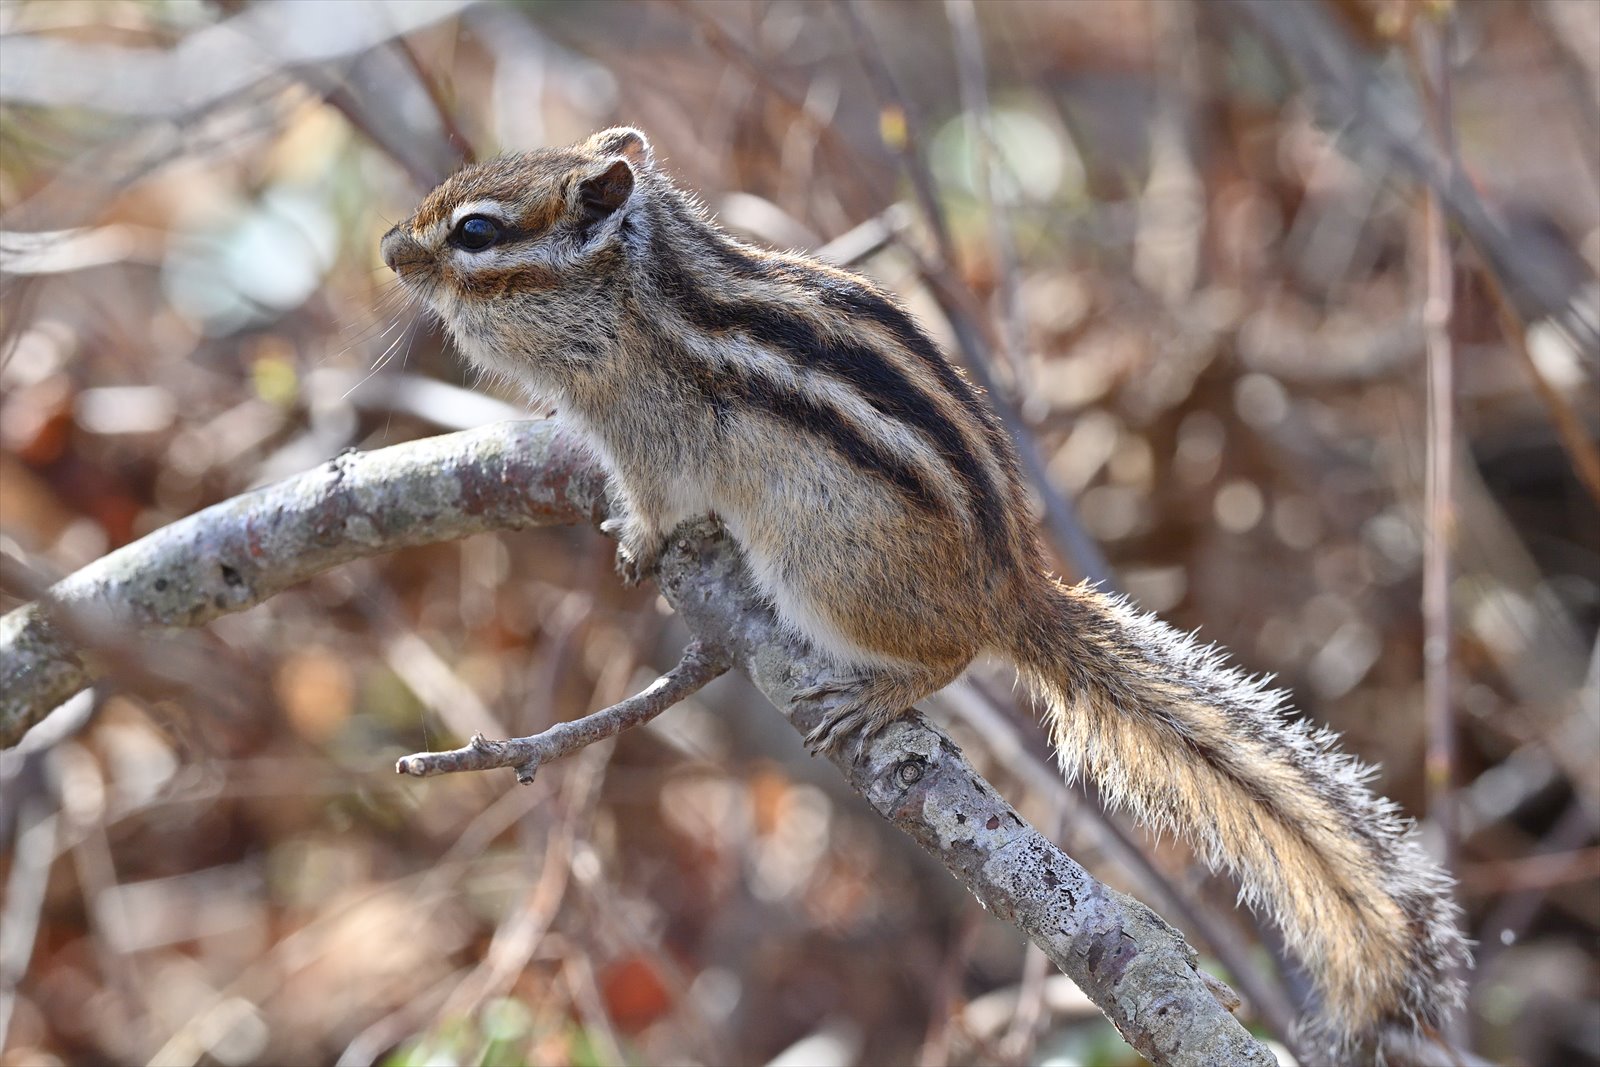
<box><xmin>381</xmin><ymin>227</ymin><xmax>424</xmax><ymax>273</ymax></box>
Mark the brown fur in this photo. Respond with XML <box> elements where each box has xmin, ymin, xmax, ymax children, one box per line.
<box><xmin>382</xmin><ymin>128</ymin><xmax>1470</xmax><ymax>1060</ymax></box>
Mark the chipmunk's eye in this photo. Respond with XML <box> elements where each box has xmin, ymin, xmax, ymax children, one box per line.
<box><xmin>452</xmin><ymin>215</ymin><xmax>501</xmax><ymax>252</ymax></box>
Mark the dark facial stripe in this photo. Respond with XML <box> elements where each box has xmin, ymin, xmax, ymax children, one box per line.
<box><xmin>662</xmin><ymin>337</ymin><xmax>944</xmax><ymax>514</ymax></box>
<box><xmin>653</xmin><ymin>229</ymin><xmax>1012</xmax><ymax>560</ymax></box>
<box><xmin>455</xmin><ymin>262</ymin><xmax>561</xmax><ymax>298</ymax></box>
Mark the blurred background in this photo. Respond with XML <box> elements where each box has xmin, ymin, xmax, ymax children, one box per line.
<box><xmin>1</xmin><ymin>1</ymin><xmax>1597</xmax><ymax>1064</ymax></box>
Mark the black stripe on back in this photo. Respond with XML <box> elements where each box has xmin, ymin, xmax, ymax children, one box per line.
<box><xmin>709</xmin><ymin>237</ymin><xmax>1003</xmax><ymax>437</ymax></box>
<box><xmin>657</xmin><ymin>231</ymin><xmax>1011</xmax><ymax>559</ymax></box>
<box><xmin>666</xmin><ymin>337</ymin><xmax>943</xmax><ymax>515</ymax></box>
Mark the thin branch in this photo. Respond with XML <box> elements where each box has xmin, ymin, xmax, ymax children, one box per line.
<box><xmin>1415</xmin><ymin>14</ymin><xmax>1471</xmax><ymax>1053</ymax></box>
<box><xmin>390</xmin><ymin>35</ymin><xmax>475</xmax><ymax>167</ymax></box>
<box><xmin>1474</xmin><ymin>795</ymin><xmax>1598</xmax><ymax>970</ymax></box>
<box><xmin>394</xmin><ymin>641</ymin><xmax>731</xmax><ymax>783</ymax></box>
<box><xmin>665</xmin><ymin>0</ymin><xmax>886</xmax><ymax>203</ymax></box>
<box><xmin>835</xmin><ymin>0</ymin><xmax>958</xmax><ymax>264</ymax></box>
<box><xmin>0</xmin><ymin>0</ymin><xmax>473</xmax><ymax>117</ymax></box>
<box><xmin>1416</xmin><ymin>7</ymin><xmax>1460</xmax><ymax>879</ymax></box>
<box><xmin>918</xmin><ymin>906</ymin><xmax>984</xmax><ymax>1067</ymax></box>
<box><xmin>1000</xmin><ymin>939</ymin><xmax>1054</xmax><ymax>1064</ymax></box>
<box><xmin>1464</xmin><ymin>844</ymin><xmax>1600</xmax><ymax>894</ymax></box>
<box><xmin>946</xmin><ymin>0</ymin><xmax>1029</xmax><ymax>384</ymax></box>
<box><xmin>0</xmin><ymin>797</ymin><xmax>57</xmax><ymax>1050</ymax></box>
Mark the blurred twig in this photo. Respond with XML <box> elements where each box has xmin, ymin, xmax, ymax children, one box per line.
<box><xmin>391</xmin><ymin>36</ymin><xmax>476</xmax><ymax>167</ymax></box>
<box><xmin>1414</xmin><ymin>5</ymin><xmax>1460</xmax><ymax>884</ymax></box>
<box><xmin>1532</xmin><ymin>0</ymin><xmax>1600</xmax><ymax>182</ymax></box>
<box><xmin>945</xmin><ymin>0</ymin><xmax>1029</xmax><ymax>385</ymax></box>
<box><xmin>664</xmin><ymin>0</ymin><xmax>886</xmax><ymax>200</ymax></box>
<box><xmin>834</xmin><ymin>0</ymin><xmax>955</xmax><ymax>265</ymax></box>
<box><xmin>0</xmin><ymin>2</ymin><xmax>467</xmax><ymax>225</ymax></box>
<box><xmin>359</xmin><ymin>582</ymin><xmax>513</xmax><ymax>744</ymax></box>
<box><xmin>0</xmin><ymin>795</ymin><xmax>56</xmax><ymax>1050</ymax></box>
<box><xmin>918</xmin><ymin>905</ymin><xmax>983</xmax><ymax>1067</ymax></box>
<box><xmin>1412</xmin><ymin>17</ymin><xmax>1470</xmax><ymax>1046</ymax></box>
<box><xmin>0</xmin><ymin>0</ymin><xmax>473</xmax><ymax>118</ymax></box>
<box><xmin>430</xmin><ymin>746</ymin><xmax>599</xmax><ymax>1029</ymax></box>
<box><xmin>1465</xmin><ymin>843</ymin><xmax>1600</xmax><ymax>893</ymax></box>
<box><xmin>999</xmin><ymin>937</ymin><xmax>1053</xmax><ymax>1065</ymax></box>
<box><xmin>1136</xmin><ymin>0</ymin><xmax>1207</xmax><ymax>306</ymax></box>
<box><xmin>1230</xmin><ymin>0</ymin><xmax>1600</xmax><ymax>359</ymax></box>
<box><xmin>1474</xmin><ymin>794</ymin><xmax>1599</xmax><ymax>973</ymax></box>
<box><xmin>333</xmin><ymin>967</ymin><xmax>472</xmax><ymax>1067</ymax></box>
<box><xmin>562</xmin><ymin>951</ymin><xmax>628</xmax><ymax>1067</ymax></box>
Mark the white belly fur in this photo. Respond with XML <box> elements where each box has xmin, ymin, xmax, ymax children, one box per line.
<box><xmin>721</xmin><ymin>512</ymin><xmax>905</xmax><ymax>671</ymax></box>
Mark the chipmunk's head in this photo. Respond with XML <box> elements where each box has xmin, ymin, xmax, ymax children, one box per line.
<box><xmin>381</xmin><ymin>127</ymin><xmax>653</xmax><ymax>391</ymax></box>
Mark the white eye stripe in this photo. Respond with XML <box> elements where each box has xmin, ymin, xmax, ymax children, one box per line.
<box><xmin>448</xmin><ymin>200</ymin><xmax>511</xmax><ymax>229</ymax></box>
<box><xmin>449</xmin><ymin>240</ymin><xmax>588</xmax><ymax>273</ymax></box>
<box><xmin>451</xmin><ymin>243</ymin><xmax>551</xmax><ymax>266</ymax></box>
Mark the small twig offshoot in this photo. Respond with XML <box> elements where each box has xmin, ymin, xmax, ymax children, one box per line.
<box><xmin>395</xmin><ymin>640</ymin><xmax>731</xmax><ymax>783</ymax></box>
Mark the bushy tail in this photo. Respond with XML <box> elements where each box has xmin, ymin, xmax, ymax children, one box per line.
<box><xmin>1010</xmin><ymin>579</ymin><xmax>1468</xmax><ymax>1057</ymax></box>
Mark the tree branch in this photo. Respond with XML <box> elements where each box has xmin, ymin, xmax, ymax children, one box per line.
<box><xmin>1</xmin><ymin>420</ymin><xmax>606</xmax><ymax>747</ymax></box>
<box><xmin>0</xmin><ymin>422</ymin><xmax>1275</xmax><ymax>1066</ymax></box>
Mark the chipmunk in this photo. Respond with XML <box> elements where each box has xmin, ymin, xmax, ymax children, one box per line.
<box><xmin>382</xmin><ymin>127</ymin><xmax>1469</xmax><ymax>1058</ymax></box>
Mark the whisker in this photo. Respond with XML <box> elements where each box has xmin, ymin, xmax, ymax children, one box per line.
<box><xmin>382</xmin><ymin>313</ymin><xmax>425</xmax><ymax>441</ymax></box>
<box><xmin>368</xmin><ymin>318</ymin><xmax>413</xmax><ymax>374</ymax></box>
<box><xmin>318</xmin><ymin>279</ymin><xmax>417</xmax><ymax>367</ymax></box>
<box><xmin>322</xmin><ymin>304</ymin><xmax>410</xmax><ymax>368</ymax></box>
<box><xmin>367</xmin><ymin>314</ymin><xmax>414</xmax><ymax>365</ymax></box>
<box><xmin>341</xmin><ymin>316</ymin><xmax>420</xmax><ymax>401</ymax></box>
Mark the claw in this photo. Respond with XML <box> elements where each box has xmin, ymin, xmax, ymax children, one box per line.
<box><xmin>616</xmin><ymin>545</ymin><xmax>655</xmax><ymax>587</ymax></box>
<box><xmin>793</xmin><ymin>680</ymin><xmax>845</xmax><ymax>703</ymax></box>
<box><xmin>604</xmin><ymin>520</ymin><xmax>663</xmax><ymax>588</ymax></box>
<box><xmin>616</xmin><ymin>549</ymin><xmax>662</xmax><ymax>588</ymax></box>
<box><xmin>805</xmin><ymin>706</ymin><xmax>882</xmax><ymax>755</ymax></box>
<box><xmin>795</xmin><ymin>676</ymin><xmax>873</xmax><ymax>755</ymax></box>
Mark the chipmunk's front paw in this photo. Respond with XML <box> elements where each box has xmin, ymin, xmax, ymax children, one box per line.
<box><xmin>615</xmin><ymin>544</ymin><xmax>661</xmax><ymax>587</ymax></box>
<box><xmin>602</xmin><ymin>518</ymin><xmax>663</xmax><ymax>587</ymax></box>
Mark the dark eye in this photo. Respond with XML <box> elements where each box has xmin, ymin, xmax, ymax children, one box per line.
<box><xmin>452</xmin><ymin>215</ymin><xmax>501</xmax><ymax>251</ymax></box>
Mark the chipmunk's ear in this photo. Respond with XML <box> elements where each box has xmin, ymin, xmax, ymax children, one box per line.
<box><xmin>577</xmin><ymin>159</ymin><xmax>636</xmax><ymax>221</ymax></box>
<box><xmin>587</xmin><ymin>126</ymin><xmax>652</xmax><ymax>167</ymax></box>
